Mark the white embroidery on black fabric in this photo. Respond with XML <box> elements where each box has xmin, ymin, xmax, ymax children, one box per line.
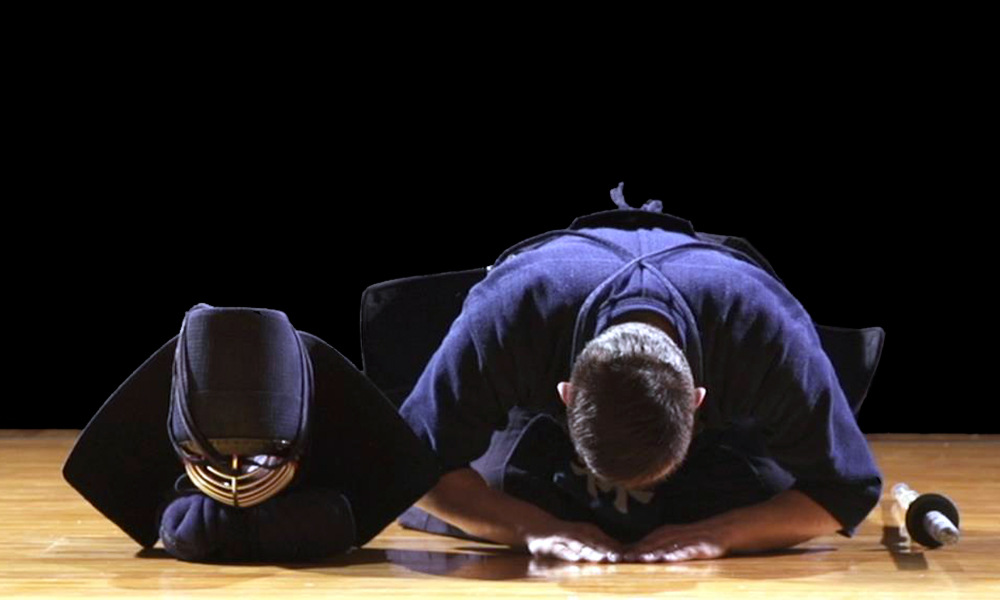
<box><xmin>569</xmin><ymin>459</ymin><xmax>654</xmax><ymax>514</ymax></box>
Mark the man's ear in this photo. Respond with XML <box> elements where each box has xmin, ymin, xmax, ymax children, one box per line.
<box><xmin>557</xmin><ymin>381</ymin><xmax>574</xmax><ymax>407</ymax></box>
<box><xmin>694</xmin><ymin>386</ymin><xmax>707</xmax><ymax>410</ymax></box>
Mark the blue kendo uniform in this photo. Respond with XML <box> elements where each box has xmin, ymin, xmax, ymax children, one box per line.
<box><xmin>397</xmin><ymin>193</ymin><xmax>884</xmax><ymax>544</ymax></box>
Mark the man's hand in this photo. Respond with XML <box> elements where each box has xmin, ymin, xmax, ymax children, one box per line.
<box><xmin>526</xmin><ymin>521</ymin><xmax>624</xmax><ymax>563</ymax></box>
<box><xmin>416</xmin><ymin>469</ymin><xmax>628</xmax><ymax>563</ymax></box>
<box><xmin>621</xmin><ymin>489</ymin><xmax>842</xmax><ymax>563</ymax></box>
<box><xmin>622</xmin><ymin>521</ymin><xmax>729</xmax><ymax>563</ymax></box>
<box><xmin>416</xmin><ymin>468</ymin><xmax>624</xmax><ymax>562</ymax></box>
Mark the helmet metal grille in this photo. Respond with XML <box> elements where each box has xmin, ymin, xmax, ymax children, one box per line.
<box><xmin>183</xmin><ymin>454</ymin><xmax>298</xmax><ymax>508</ymax></box>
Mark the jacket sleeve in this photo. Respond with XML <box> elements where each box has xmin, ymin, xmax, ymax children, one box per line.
<box><xmin>398</xmin><ymin>280</ymin><xmax>539</xmax><ymax>474</ymax></box>
<box><xmin>718</xmin><ymin>277</ymin><xmax>883</xmax><ymax>537</ymax></box>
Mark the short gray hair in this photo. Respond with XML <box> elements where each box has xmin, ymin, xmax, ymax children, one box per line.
<box><xmin>566</xmin><ymin>322</ymin><xmax>696</xmax><ymax>486</ymax></box>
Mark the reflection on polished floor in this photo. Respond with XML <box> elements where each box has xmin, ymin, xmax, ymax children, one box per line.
<box><xmin>2</xmin><ymin>431</ymin><xmax>997</xmax><ymax>599</ymax></box>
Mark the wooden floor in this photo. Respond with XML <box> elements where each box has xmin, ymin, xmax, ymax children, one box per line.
<box><xmin>1</xmin><ymin>431</ymin><xmax>997</xmax><ymax>599</ymax></box>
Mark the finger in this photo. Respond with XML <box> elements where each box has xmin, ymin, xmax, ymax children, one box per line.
<box><xmin>661</xmin><ymin>543</ymin><xmax>706</xmax><ymax>562</ymax></box>
<box><xmin>547</xmin><ymin>547</ymin><xmax>579</xmax><ymax>562</ymax></box>
<box><xmin>530</xmin><ymin>539</ymin><xmax>579</xmax><ymax>562</ymax></box>
<box><xmin>586</xmin><ymin>540</ymin><xmax>620</xmax><ymax>557</ymax></box>
<box><xmin>552</xmin><ymin>542</ymin><xmax>582</xmax><ymax>562</ymax></box>
<box><xmin>589</xmin><ymin>543</ymin><xmax>621</xmax><ymax>562</ymax></box>
<box><xmin>563</xmin><ymin>539</ymin><xmax>586</xmax><ymax>556</ymax></box>
<box><xmin>661</xmin><ymin>549</ymin><xmax>693</xmax><ymax>562</ymax></box>
<box><xmin>626</xmin><ymin>540</ymin><xmax>683</xmax><ymax>563</ymax></box>
<box><xmin>625</xmin><ymin>538</ymin><xmax>673</xmax><ymax>559</ymax></box>
<box><xmin>578</xmin><ymin>546</ymin><xmax>609</xmax><ymax>563</ymax></box>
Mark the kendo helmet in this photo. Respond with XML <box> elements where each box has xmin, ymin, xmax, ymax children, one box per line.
<box><xmin>167</xmin><ymin>303</ymin><xmax>310</xmax><ymax>508</ymax></box>
<box><xmin>63</xmin><ymin>302</ymin><xmax>442</xmax><ymax>549</ymax></box>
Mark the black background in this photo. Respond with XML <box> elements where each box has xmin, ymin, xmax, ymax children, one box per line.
<box><xmin>7</xmin><ymin>6</ymin><xmax>990</xmax><ymax>435</ymax></box>
<box><xmin>16</xmin><ymin>160</ymin><xmax>983</xmax><ymax>434</ymax></box>
<box><xmin>9</xmin><ymin>67</ymin><xmax>987</xmax><ymax>434</ymax></box>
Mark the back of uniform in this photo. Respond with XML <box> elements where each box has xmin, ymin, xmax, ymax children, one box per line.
<box><xmin>396</xmin><ymin>210</ymin><xmax>882</xmax><ymax>543</ymax></box>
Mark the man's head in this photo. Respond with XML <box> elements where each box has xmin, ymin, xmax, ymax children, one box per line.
<box><xmin>557</xmin><ymin>319</ymin><xmax>706</xmax><ymax>490</ymax></box>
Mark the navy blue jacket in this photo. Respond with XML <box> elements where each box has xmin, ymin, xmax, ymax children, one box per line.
<box><xmin>398</xmin><ymin>220</ymin><xmax>883</xmax><ymax>537</ymax></box>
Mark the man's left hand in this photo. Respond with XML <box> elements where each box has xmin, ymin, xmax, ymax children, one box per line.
<box><xmin>622</xmin><ymin>521</ymin><xmax>730</xmax><ymax>563</ymax></box>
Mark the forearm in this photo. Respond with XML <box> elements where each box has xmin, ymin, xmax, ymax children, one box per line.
<box><xmin>703</xmin><ymin>489</ymin><xmax>842</xmax><ymax>553</ymax></box>
<box><xmin>414</xmin><ymin>467</ymin><xmax>563</xmax><ymax>547</ymax></box>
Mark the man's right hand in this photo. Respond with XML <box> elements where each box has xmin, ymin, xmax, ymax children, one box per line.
<box><xmin>525</xmin><ymin>521</ymin><xmax>623</xmax><ymax>563</ymax></box>
<box><xmin>415</xmin><ymin>468</ymin><xmax>624</xmax><ymax>562</ymax></box>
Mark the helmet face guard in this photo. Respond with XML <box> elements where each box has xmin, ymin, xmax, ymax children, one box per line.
<box><xmin>167</xmin><ymin>304</ymin><xmax>312</xmax><ymax>508</ymax></box>
<box><xmin>179</xmin><ymin>446</ymin><xmax>299</xmax><ymax>508</ymax></box>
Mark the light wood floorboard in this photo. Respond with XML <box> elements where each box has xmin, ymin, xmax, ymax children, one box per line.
<box><xmin>1</xmin><ymin>432</ymin><xmax>996</xmax><ymax>598</ymax></box>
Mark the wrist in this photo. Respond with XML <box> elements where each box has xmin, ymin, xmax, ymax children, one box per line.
<box><xmin>416</xmin><ymin>468</ymin><xmax>567</xmax><ymax>548</ymax></box>
<box><xmin>517</xmin><ymin>513</ymin><xmax>568</xmax><ymax>546</ymax></box>
<box><xmin>688</xmin><ymin>512</ymin><xmax>740</xmax><ymax>553</ymax></box>
<box><xmin>698</xmin><ymin>489</ymin><xmax>836</xmax><ymax>553</ymax></box>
